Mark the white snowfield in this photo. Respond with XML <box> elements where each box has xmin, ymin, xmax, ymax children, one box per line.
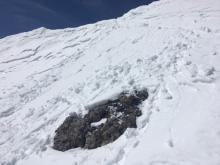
<box><xmin>0</xmin><ymin>0</ymin><xmax>220</xmax><ymax>164</ymax></box>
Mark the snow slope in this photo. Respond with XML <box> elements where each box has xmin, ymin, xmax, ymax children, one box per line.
<box><xmin>0</xmin><ymin>0</ymin><xmax>220</xmax><ymax>164</ymax></box>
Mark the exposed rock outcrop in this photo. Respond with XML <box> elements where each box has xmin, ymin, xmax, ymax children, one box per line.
<box><xmin>53</xmin><ymin>89</ymin><xmax>148</xmax><ymax>151</ymax></box>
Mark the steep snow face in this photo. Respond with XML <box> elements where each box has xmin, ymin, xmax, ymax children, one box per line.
<box><xmin>0</xmin><ymin>0</ymin><xmax>220</xmax><ymax>164</ymax></box>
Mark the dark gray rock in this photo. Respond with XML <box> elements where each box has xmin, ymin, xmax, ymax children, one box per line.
<box><xmin>53</xmin><ymin>115</ymin><xmax>88</xmax><ymax>151</ymax></box>
<box><xmin>53</xmin><ymin>88</ymin><xmax>148</xmax><ymax>151</ymax></box>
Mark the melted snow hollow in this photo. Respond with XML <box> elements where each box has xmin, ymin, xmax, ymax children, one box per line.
<box><xmin>0</xmin><ymin>0</ymin><xmax>220</xmax><ymax>164</ymax></box>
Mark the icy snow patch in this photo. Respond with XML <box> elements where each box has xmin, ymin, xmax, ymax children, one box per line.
<box><xmin>91</xmin><ymin>118</ymin><xmax>107</xmax><ymax>127</ymax></box>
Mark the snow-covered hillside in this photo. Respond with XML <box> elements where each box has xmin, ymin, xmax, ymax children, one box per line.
<box><xmin>1</xmin><ymin>0</ymin><xmax>220</xmax><ymax>164</ymax></box>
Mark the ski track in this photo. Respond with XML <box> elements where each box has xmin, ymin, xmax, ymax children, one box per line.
<box><xmin>0</xmin><ymin>0</ymin><xmax>220</xmax><ymax>164</ymax></box>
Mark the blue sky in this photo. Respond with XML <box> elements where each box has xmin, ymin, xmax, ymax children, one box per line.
<box><xmin>0</xmin><ymin>0</ymin><xmax>156</xmax><ymax>38</ymax></box>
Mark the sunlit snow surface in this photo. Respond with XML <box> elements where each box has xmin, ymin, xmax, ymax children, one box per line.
<box><xmin>0</xmin><ymin>0</ymin><xmax>220</xmax><ymax>164</ymax></box>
